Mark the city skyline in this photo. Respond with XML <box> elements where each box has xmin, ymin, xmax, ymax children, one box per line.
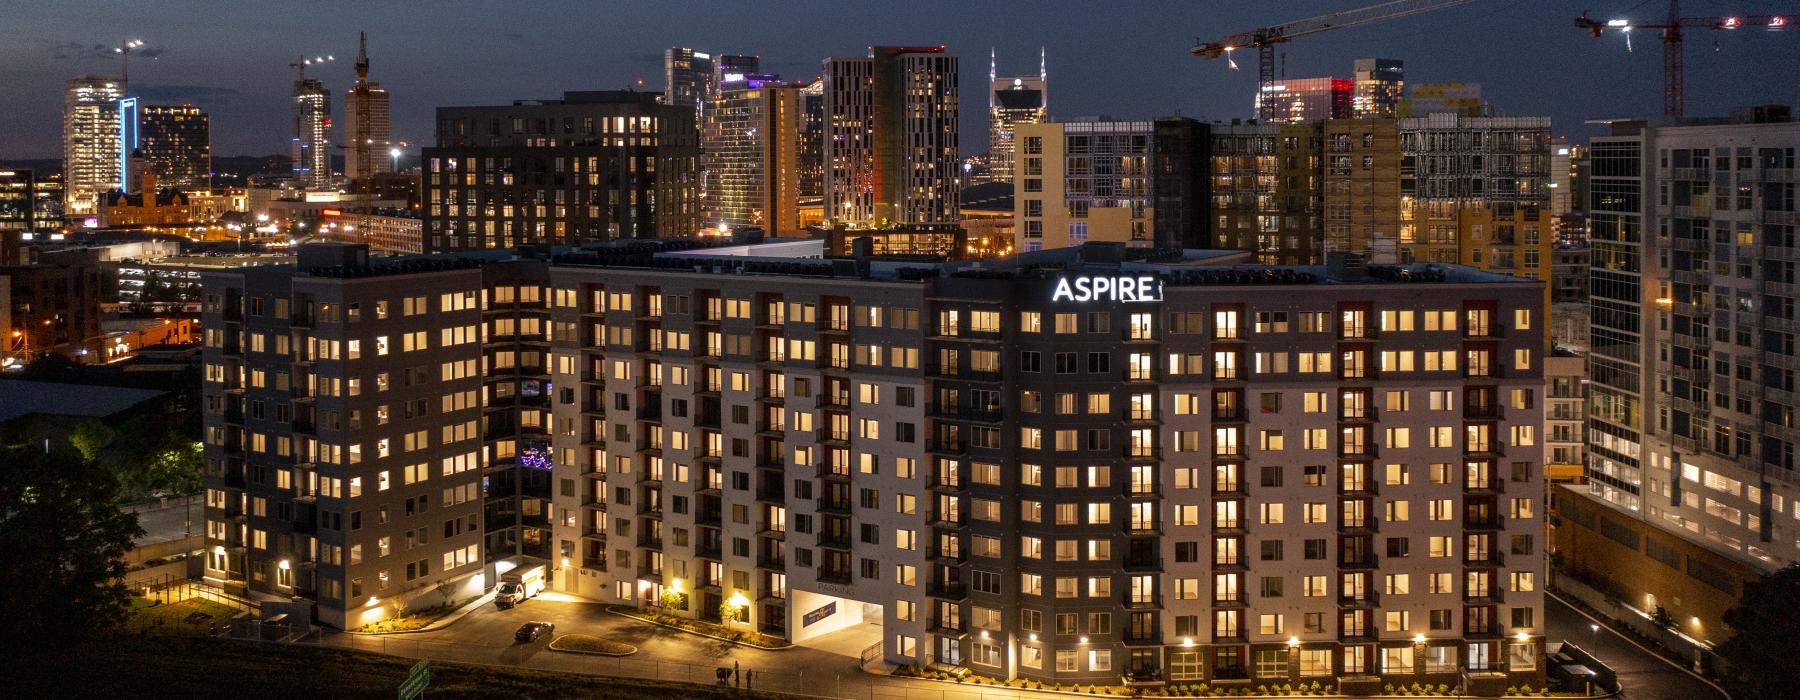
<box><xmin>5</xmin><ymin>1</ymin><xmax>1800</xmax><ymax>159</ymax></box>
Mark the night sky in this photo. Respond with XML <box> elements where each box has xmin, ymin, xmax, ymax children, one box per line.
<box><xmin>3</xmin><ymin>0</ymin><xmax>1798</xmax><ymax>159</ymax></box>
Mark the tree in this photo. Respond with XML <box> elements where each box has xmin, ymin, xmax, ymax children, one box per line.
<box><xmin>68</xmin><ymin>420</ymin><xmax>117</xmax><ymax>462</ymax></box>
<box><xmin>1717</xmin><ymin>563</ymin><xmax>1800</xmax><ymax>699</ymax></box>
<box><xmin>0</xmin><ymin>448</ymin><xmax>143</xmax><ymax>645</ymax></box>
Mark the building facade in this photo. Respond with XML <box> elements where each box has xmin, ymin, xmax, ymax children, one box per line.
<box><xmin>1014</xmin><ymin>121</ymin><xmax>1154</xmax><ymax>252</ymax></box>
<box><xmin>703</xmin><ymin>76</ymin><xmax>804</xmax><ymax>235</ymax></box>
<box><xmin>1257</xmin><ymin>78</ymin><xmax>1352</xmax><ymax>125</ymax></box>
<box><xmin>293</xmin><ymin>78</ymin><xmax>333</xmax><ymax>188</ymax></box>
<box><xmin>541</xmin><ymin>242</ymin><xmax>1548</xmax><ymax>690</ymax></box>
<box><xmin>138</xmin><ymin>104</ymin><xmax>211</xmax><ymax>190</ymax></box>
<box><xmin>63</xmin><ymin>75</ymin><xmax>126</xmax><ymax>219</ymax></box>
<box><xmin>664</xmin><ymin>47</ymin><xmax>715</xmax><ymax>115</ymax></box>
<box><xmin>0</xmin><ymin>170</ymin><xmax>34</xmax><ymax>234</ymax></box>
<box><xmin>1352</xmin><ymin>59</ymin><xmax>1404</xmax><ymax>120</ymax></box>
<box><xmin>421</xmin><ymin>90</ymin><xmax>700</xmax><ymax>251</ymax></box>
<box><xmin>823</xmin><ymin>46</ymin><xmax>960</xmax><ymax>226</ymax></box>
<box><xmin>1207</xmin><ymin>121</ymin><xmax>1324</xmax><ymax>264</ymax></box>
<box><xmin>984</xmin><ymin>49</ymin><xmax>1048</xmax><ymax>185</ymax></box>
<box><xmin>1565</xmin><ymin>117</ymin><xmax>1800</xmax><ymax>642</ymax></box>
<box><xmin>345</xmin><ymin>33</ymin><xmax>393</xmax><ymax>182</ymax></box>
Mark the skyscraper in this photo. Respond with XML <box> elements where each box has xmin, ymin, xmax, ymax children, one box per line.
<box><xmin>983</xmin><ymin>48</ymin><xmax>1047</xmax><ymax>185</ymax></box>
<box><xmin>344</xmin><ymin>32</ymin><xmax>392</xmax><ymax>181</ymax></box>
<box><xmin>138</xmin><ymin>104</ymin><xmax>211</xmax><ymax>189</ymax></box>
<box><xmin>1352</xmin><ymin>58</ymin><xmax>1404</xmax><ymax>119</ymax></box>
<box><xmin>63</xmin><ymin>75</ymin><xmax>126</xmax><ymax>217</ymax></box>
<box><xmin>664</xmin><ymin>47</ymin><xmax>715</xmax><ymax>113</ymax></box>
<box><xmin>703</xmin><ymin>74</ymin><xmax>803</xmax><ymax>235</ymax></box>
<box><xmin>713</xmin><ymin>54</ymin><xmax>760</xmax><ymax>86</ymax></box>
<box><xmin>293</xmin><ymin>77</ymin><xmax>332</xmax><ymax>187</ymax></box>
<box><xmin>823</xmin><ymin>46</ymin><xmax>959</xmax><ymax>226</ymax></box>
<box><xmin>798</xmin><ymin>79</ymin><xmax>826</xmax><ymax>200</ymax></box>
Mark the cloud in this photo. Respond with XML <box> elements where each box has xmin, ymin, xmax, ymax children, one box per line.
<box><xmin>131</xmin><ymin>84</ymin><xmax>242</xmax><ymax>106</ymax></box>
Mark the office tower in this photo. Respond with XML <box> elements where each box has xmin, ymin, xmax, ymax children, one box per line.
<box><xmin>1257</xmin><ymin>78</ymin><xmax>1351</xmax><ymax>124</ymax></box>
<box><xmin>714</xmin><ymin>54</ymin><xmax>760</xmax><ymax>87</ymax></box>
<box><xmin>1403</xmin><ymin>83</ymin><xmax>1484</xmax><ymax>118</ymax></box>
<box><xmin>537</xmin><ymin>240</ymin><xmax>1546</xmax><ymax>691</ymax></box>
<box><xmin>1550</xmin><ymin>140</ymin><xmax>1574</xmax><ymax>217</ymax></box>
<box><xmin>823</xmin><ymin>46</ymin><xmax>960</xmax><ymax>226</ymax></box>
<box><xmin>63</xmin><ymin>75</ymin><xmax>126</xmax><ymax>218</ymax></box>
<box><xmin>345</xmin><ymin>33</ymin><xmax>393</xmax><ymax>181</ymax></box>
<box><xmin>1561</xmin><ymin>116</ymin><xmax>1800</xmax><ymax>641</ymax></box>
<box><xmin>984</xmin><ymin>48</ymin><xmax>1047</xmax><ymax>184</ymax></box>
<box><xmin>118</xmin><ymin>97</ymin><xmax>140</xmax><ymax>193</ymax></box>
<box><xmin>421</xmin><ymin>90</ymin><xmax>699</xmax><ymax>251</ymax></box>
<box><xmin>798</xmin><ymin>79</ymin><xmax>825</xmax><ymax>199</ymax></box>
<box><xmin>138</xmin><ymin>104</ymin><xmax>211</xmax><ymax>189</ymax></box>
<box><xmin>703</xmin><ymin>75</ymin><xmax>803</xmax><ymax>235</ymax></box>
<box><xmin>665</xmin><ymin>47</ymin><xmax>715</xmax><ymax>113</ymax></box>
<box><xmin>0</xmin><ymin>170</ymin><xmax>35</xmax><ymax>233</ymax></box>
<box><xmin>1013</xmin><ymin>120</ymin><xmax>1153</xmax><ymax>251</ymax></box>
<box><xmin>293</xmin><ymin>78</ymin><xmax>332</xmax><ymax>187</ymax></box>
<box><xmin>1352</xmin><ymin>59</ymin><xmax>1404</xmax><ymax>119</ymax></box>
<box><xmin>1204</xmin><ymin>121</ymin><xmax>1325</xmax><ymax>264</ymax></box>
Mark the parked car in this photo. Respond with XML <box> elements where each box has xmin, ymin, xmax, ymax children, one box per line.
<box><xmin>514</xmin><ymin>621</ymin><xmax>555</xmax><ymax>643</ymax></box>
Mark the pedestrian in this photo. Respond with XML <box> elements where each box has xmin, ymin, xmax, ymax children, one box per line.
<box><xmin>734</xmin><ymin>660</ymin><xmax>741</xmax><ymax>687</ymax></box>
<box><xmin>746</xmin><ymin>669</ymin><xmax>753</xmax><ymax>691</ymax></box>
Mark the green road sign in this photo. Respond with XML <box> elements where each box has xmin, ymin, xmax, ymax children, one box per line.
<box><xmin>398</xmin><ymin>660</ymin><xmax>429</xmax><ymax>700</ymax></box>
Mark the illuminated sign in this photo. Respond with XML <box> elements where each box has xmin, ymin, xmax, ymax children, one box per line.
<box><xmin>1052</xmin><ymin>275</ymin><xmax>1162</xmax><ymax>303</ymax></box>
<box><xmin>321</xmin><ymin>208</ymin><xmax>343</xmax><ymax>218</ymax></box>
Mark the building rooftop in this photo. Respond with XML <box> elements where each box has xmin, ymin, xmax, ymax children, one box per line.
<box><xmin>0</xmin><ymin>380</ymin><xmax>166</xmax><ymax>424</ymax></box>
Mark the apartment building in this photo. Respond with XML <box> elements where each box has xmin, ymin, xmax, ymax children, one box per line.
<box><xmin>822</xmin><ymin>46</ymin><xmax>960</xmax><ymax>226</ymax></box>
<box><xmin>540</xmin><ymin>241</ymin><xmax>1546</xmax><ymax>691</ymax></box>
<box><xmin>1207</xmin><ymin>121</ymin><xmax>1324</xmax><ymax>265</ymax></box>
<box><xmin>202</xmin><ymin>240</ymin><xmax>1547</xmax><ymax>690</ymax></box>
<box><xmin>422</xmin><ymin>90</ymin><xmax>701</xmax><ymax>251</ymax></box>
<box><xmin>1014</xmin><ymin>120</ymin><xmax>1155</xmax><ymax>252</ymax></box>
<box><xmin>198</xmin><ymin>244</ymin><xmax>551</xmax><ymax>629</ymax></box>
<box><xmin>1564</xmin><ymin>115</ymin><xmax>1800</xmax><ymax>641</ymax></box>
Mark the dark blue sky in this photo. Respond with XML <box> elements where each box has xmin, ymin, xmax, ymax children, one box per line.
<box><xmin>3</xmin><ymin>0</ymin><xmax>1798</xmax><ymax>159</ymax></box>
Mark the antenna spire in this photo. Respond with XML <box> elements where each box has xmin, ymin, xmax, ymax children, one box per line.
<box><xmin>355</xmin><ymin>32</ymin><xmax>370</xmax><ymax>80</ymax></box>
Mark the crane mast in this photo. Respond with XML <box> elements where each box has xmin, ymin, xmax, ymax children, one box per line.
<box><xmin>1576</xmin><ymin>0</ymin><xmax>1795</xmax><ymax>117</ymax></box>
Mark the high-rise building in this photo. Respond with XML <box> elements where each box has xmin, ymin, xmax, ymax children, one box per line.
<box><xmin>344</xmin><ymin>32</ymin><xmax>393</xmax><ymax>181</ymax></box>
<box><xmin>63</xmin><ymin>75</ymin><xmax>126</xmax><ymax>218</ymax></box>
<box><xmin>713</xmin><ymin>54</ymin><xmax>760</xmax><ymax>87</ymax></box>
<box><xmin>703</xmin><ymin>75</ymin><xmax>804</xmax><ymax>235</ymax></box>
<box><xmin>1257</xmin><ymin>77</ymin><xmax>1351</xmax><ymax>124</ymax></box>
<box><xmin>664</xmin><ymin>47</ymin><xmax>715</xmax><ymax>114</ymax></box>
<box><xmin>983</xmin><ymin>48</ymin><xmax>1047</xmax><ymax>185</ymax></box>
<box><xmin>1324</xmin><ymin>119</ymin><xmax>1403</xmax><ymax>260</ymax></box>
<box><xmin>421</xmin><ymin>90</ymin><xmax>699</xmax><ymax>251</ymax></box>
<box><xmin>1204</xmin><ymin>121</ymin><xmax>1325</xmax><ymax>264</ymax></box>
<box><xmin>1398</xmin><ymin>114</ymin><xmax>1554</xmax><ymax>297</ymax></box>
<box><xmin>1561</xmin><ymin>116</ymin><xmax>1800</xmax><ymax>642</ymax></box>
<box><xmin>138</xmin><ymin>104</ymin><xmax>211</xmax><ymax>189</ymax></box>
<box><xmin>823</xmin><ymin>46</ymin><xmax>960</xmax><ymax>226</ymax></box>
<box><xmin>1352</xmin><ymin>59</ymin><xmax>1404</xmax><ymax>119</ymax></box>
<box><xmin>1013</xmin><ymin>120</ymin><xmax>1153</xmax><ymax>251</ymax></box>
<box><xmin>293</xmin><ymin>78</ymin><xmax>333</xmax><ymax>187</ymax></box>
<box><xmin>798</xmin><ymin>79</ymin><xmax>826</xmax><ymax>200</ymax></box>
<box><xmin>0</xmin><ymin>170</ymin><xmax>34</xmax><ymax>233</ymax></box>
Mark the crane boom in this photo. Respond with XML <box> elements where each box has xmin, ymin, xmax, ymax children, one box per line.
<box><xmin>1576</xmin><ymin>0</ymin><xmax>1796</xmax><ymax>117</ymax></box>
<box><xmin>1194</xmin><ymin>0</ymin><xmax>1480</xmax><ymax>121</ymax></box>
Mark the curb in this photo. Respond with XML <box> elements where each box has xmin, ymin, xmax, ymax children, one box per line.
<box><xmin>607</xmin><ymin>606</ymin><xmax>795</xmax><ymax>650</ymax></box>
<box><xmin>548</xmin><ymin>634</ymin><xmax>638</xmax><ymax>657</ymax></box>
<box><xmin>867</xmin><ymin>666</ymin><xmax>1619</xmax><ymax>700</ymax></box>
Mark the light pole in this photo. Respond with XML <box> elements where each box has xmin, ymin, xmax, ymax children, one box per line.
<box><xmin>1589</xmin><ymin>622</ymin><xmax>1600</xmax><ymax>651</ymax></box>
<box><xmin>390</xmin><ymin>147</ymin><xmax>402</xmax><ymax>173</ymax></box>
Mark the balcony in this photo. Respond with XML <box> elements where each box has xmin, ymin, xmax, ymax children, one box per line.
<box><xmin>817</xmin><ymin>532</ymin><xmax>852</xmax><ymax>549</ymax></box>
<box><xmin>1338</xmin><ymin>554</ymin><xmax>1380</xmax><ymax>569</ymax></box>
<box><xmin>926</xmin><ymin>581</ymin><xmax>967</xmax><ymax>599</ymax></box>
<box><xmin>816</xmin><ymin>569</ymin><xmax>852</xmax><ymax>586</ymax></box>
<box><xmin>756</xmin><ymin>555</ymin><xmax>786</xmax><ymax>570</ymax></box>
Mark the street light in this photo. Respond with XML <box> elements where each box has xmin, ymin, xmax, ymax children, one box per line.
<box><xmin>389</xmin><ymin>147</ymin><xmax>402</xmax><ymax>172</ymax></box>
<box><xmin>1590</xmin><ymin>622</ymin><xmax>1601</xmax><ymax>650</ymax></box>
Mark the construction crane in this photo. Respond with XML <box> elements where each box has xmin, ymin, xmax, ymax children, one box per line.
<box><xmin>289</xmin><ymin>53</ymin><xmax>336</xmax><ymax>80</ymax></box>
<box><xmin>1193</xmin><ymin>0</ymin><xmax>1479</xmax><ymax>121</ymax></box>
<box><xmin>1577</xmin><ymin>1</ymin><xmax>1794</xmax><ymax>118</ymax></box>
<box><xmin>113</xmin><ymin>39</ymin><xmax>145</xmax><ymax>83</ymax></box>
